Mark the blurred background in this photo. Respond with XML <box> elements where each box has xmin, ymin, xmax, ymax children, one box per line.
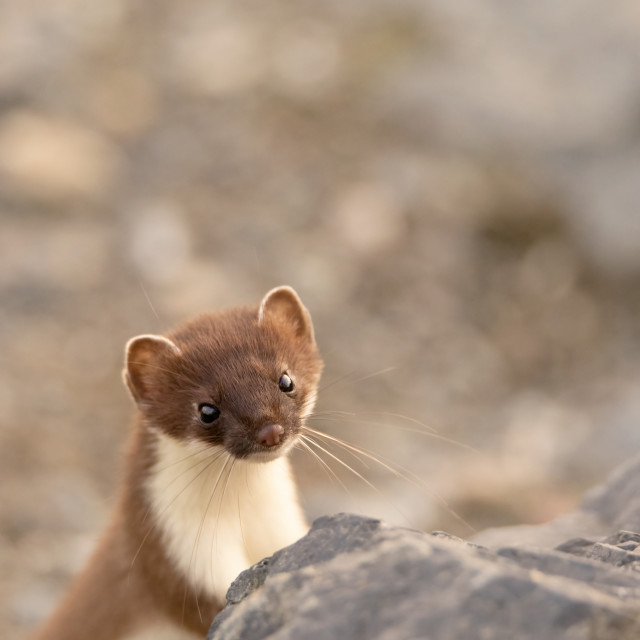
<box><xmin>2</xmin><ymin>0</ymin><xmax>640</xmax><ymax>637</ymax></box>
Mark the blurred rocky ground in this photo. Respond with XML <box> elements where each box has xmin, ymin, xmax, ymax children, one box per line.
<box><xmin>1</xmin><ymin>1</ymin><xmax>640</xmax><ymax>638</ymax></box>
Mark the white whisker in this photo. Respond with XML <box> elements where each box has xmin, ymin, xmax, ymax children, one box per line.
<box><xmin>298</xmin><ymin>436</ymin><xmax>353</xmax><ymax>497</ymax></box>
<box><xmin>302</xmin><ymin>425</ymin><xmax>476</xmax><ymax>534</ymax></box>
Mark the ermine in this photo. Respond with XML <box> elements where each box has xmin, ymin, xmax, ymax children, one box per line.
<box><xmin>30</xmin><ymin>286</ymin><xmax>323</xmax><ymax>640</ymax></box>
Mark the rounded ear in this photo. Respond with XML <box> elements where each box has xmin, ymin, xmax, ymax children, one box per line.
<box><xmin>258</xmin><ymin>286</ymin><xmax>315</xmax><ymax>345</ymax></box>
<box><xmin>122</xmin><ymin>334</ymin><xmax>181</xmax><ymax>404</ymax></box>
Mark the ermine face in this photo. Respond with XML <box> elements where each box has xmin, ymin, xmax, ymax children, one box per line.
<box><xmin>172</xmin><ymin>314</ymin><xmax>321</xmax><ymax>461</ymax></box>
<box><xmin>124</xmin><ymin>291</ymin><xmax>323</xmax><ymax>463</ymax></box>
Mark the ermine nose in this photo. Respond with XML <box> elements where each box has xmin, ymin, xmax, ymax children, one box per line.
<box><xmin>257</xmin><ymin>424</ymin><xmax>284</xmax><ymax>447</ymax></box>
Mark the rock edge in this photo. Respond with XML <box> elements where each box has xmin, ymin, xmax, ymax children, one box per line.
<box><xmin>207</xmin><ymin>456</ymin><xmax>640</xmax><ymax>640</ymax></box>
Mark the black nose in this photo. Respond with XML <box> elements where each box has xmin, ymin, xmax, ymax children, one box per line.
<box><xmin>257</xmin><ymin>424</ymin><xmax>284</xmax><ymax>447</ymax></box>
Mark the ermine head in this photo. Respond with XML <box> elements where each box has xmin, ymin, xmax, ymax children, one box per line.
<box><xmin>123</xmin><ymin>286</ymin><xmax>323</xmax><ymax>462</ymax></box>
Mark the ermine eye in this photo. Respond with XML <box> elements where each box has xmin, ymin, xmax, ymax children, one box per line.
<box><xmin>198</xmin><ymin>403</ymin><xmax>220</xmax><ymax>424</ymax></box>
<box><xmin>278</xmin><ymin>373</ymin><xmax>295</xmax><ymax>393</ymax></box>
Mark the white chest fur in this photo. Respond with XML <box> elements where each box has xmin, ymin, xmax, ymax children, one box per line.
<box><xmin>146</xmin><ymin>433</ymin><xmax>308</xmax><ymax>603</ymax></box>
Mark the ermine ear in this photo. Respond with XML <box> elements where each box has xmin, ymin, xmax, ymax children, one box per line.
<box><xmin>123</xmin><ymin>334</ymin><xmax>181</xmax><ymax>403</ymax></box>
<box><xmin>258</xmin><ymin>286</ymin><xmax>315</xmax><ymax>345</ymax></box>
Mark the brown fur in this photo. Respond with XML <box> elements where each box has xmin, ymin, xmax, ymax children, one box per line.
<box><xmin>29</xmin><ymin>288</ymin><xmax>322</xmax><ymax>639</ymax></box>
<box><xmin>30</xmin><ymin>425</ymin><xmax>215</xmax><ymax>640</ymax></box>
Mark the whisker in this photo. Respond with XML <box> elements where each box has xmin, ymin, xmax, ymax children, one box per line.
<box><xmin>183</xmin><ymin>453</ymin><xmax>232</xmax><ymax>626</ymax></box>
<box><xmin>138</xmin><ymin>449</ymin><xmax>227</xmax><ymax>531</ymax></box>
<box><xmin>308</xmin><ymin>414</ymin><xmax>478</xmax><ymax>454</ymax></box>
<box><xmin>316</xmin><ymin>370</ymin><xmax>361</xmax><ymax>395</ymax></box>
<box><xmin>302</xmin><ymin>426</ymin><xmax>476</xmax><ymax>534</ymax></box>
<box><xmin>301</xmin><ymin>434</ymin><xmax>379</xmax><ymax>494</ymax></box>
<box><xmin>302</xmin><ymin>426</ymin><xmax>371</xmax><ymax>469</ymax></box>
<box><xmin>209</xmin><ymin>457</ymin><xmax>237</xmax><ymax>616</ymax></box>
<box><xmin>302</xmin><ymin>433</ymin><xmax>420</xmax><ymax>527</ymax></box>
<box><xmin>304</xmin><ymin>427</ymin><xmax>425</xmax><ymax>492</ymax></box>
<box><xmin>152</xmin><ymin>447</ymin><xmax>224</xmax><ymax>478</ymax></box>
<box><xmin>215</xmin><ymin>457</ymin><xmax>236</xmax><ymax>547</ymax></box>
<box><xmin>298</xmin><ymin>437</ymin><xmax>353</xmax><ymax>497</ymax></box>
<box><xmin>309</xmin><ymin>407</ymin><xmax>471</xmax><ymax>452</ymax></box>
<box><xmin>304</xmin><ymin>428</ymin><xmax>408</xmax><ymax>488</ymax></box>
<box><xmin>352</xmin><ymin>366</ymin><xmax>398</xmax><ymax>383</ymax></box>
<box><xmin>367</xmin><ymin>411</ymin><xmax>439</xmax><ymax>434</ymax></box>
<box><xmin>138</xmin><ymin>279</ymin><xmax>160</xmax><ymax>321</ymax></box>
<box><xmin>129</xmin><ymin>448</ymin><xmax>226</xmax><ymax>577</ymax></box>
<box><xmin>317</xmin><ymin>365</ymin><xmax>398</xmax><ymax>396</ymax></box>
<box><xmin>237</xmin><ymin>480</ymin><xmax>246</xmax><ymax>556</ymax></box>
<box><xmin>308</xmin><ymin>410</ymin><xmax>361</xmax><ymax>421</ymax></box>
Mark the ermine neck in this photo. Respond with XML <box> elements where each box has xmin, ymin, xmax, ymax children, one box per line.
<box><xmin>145</xmin><ymin>431</ymin><xmax>308</xmax><ymax>602</ymax></box>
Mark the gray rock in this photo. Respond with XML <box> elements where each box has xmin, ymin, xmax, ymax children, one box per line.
<box><xmin>207</xmin><ymin>521</ymin><xmax>640</xmax><ymax>639</ymax></box>
<box><xmin>207</xmin><ymin>456</ymin><xmax>640</xmax><ymax>640</ymax></box>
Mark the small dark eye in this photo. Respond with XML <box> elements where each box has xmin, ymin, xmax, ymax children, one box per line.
<box><xmin>278</xmin><ymin>373</ymin><xmax>295</xmax><ymax>393</ymax></box>
<box><xmin>198</xmin><ymin>403</ymin><xmax>220</xmax><ymax>424</ymax></box>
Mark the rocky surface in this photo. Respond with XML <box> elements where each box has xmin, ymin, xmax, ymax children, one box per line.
<box><xmin>206</xmin><ymin>455</ymin><xmax>640</xmax><ymax>640</ymax></box>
